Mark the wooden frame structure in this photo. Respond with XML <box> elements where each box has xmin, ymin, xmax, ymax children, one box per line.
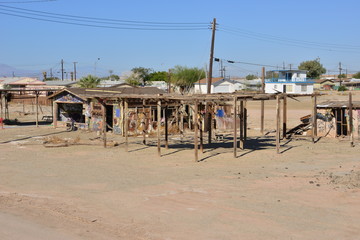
<box><xmin>47</xmin><ymin>88</ymin><xmax>319</xmax><ymax>162</ymax></box>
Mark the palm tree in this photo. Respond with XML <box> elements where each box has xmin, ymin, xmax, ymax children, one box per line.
<box><xmin>78</xmin><ymin>75</ymin><xmax>101</xmax><ymax>88</ymax></box>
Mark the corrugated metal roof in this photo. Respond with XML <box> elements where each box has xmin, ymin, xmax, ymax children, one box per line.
<box><xmin>317</xmin><ymin>100</ymin><xmax>360</xmax><ymax>109</ymax></box>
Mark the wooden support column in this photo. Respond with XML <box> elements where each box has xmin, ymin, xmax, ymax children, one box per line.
<box><xmin>165</xmin><ymin>105</ymin><xmax>169</xmax><ymax>149</ymax></box>
<box><xmin>208</xmin><ymin>103</ymin><xmax>213</xmax><ymax>144</ymax></box>
<box><xmin>157</xmin><ymin>100</ymin><xmax>161</xmax><ymax>157</ymax></box>
<box><xmin>35</xmin><ymin>91</ymin><xmax>39</xmax><ymax>127</ymax></box>
<box><xmin>101</xmin><ymin>102</ymin><xmax>107</xmax><ymax>148</ymax></box>
<box><xmin>349</xmin><ymin>92</ymin><xmax>354</xmax><ymax>147</ymax></box>
<box><xmin>312</xmin><ymin>95</ymin><xmax>317</xmax><ymax>143</ymax></box>
<box><xmin>180</xmin><ymin>104</ymin><xmax>184</xmax><ymax>135</ymax></box>
<box><xmin>52</xmin><ymin>101</ymin><xmax>58</xmax><ymax>128</ymax></box>
<box><xmin>0</xmin><ymin>92</ymin><xmax>3</xmax><ymax>119</ymax></box>
<box><xmin>244</xmin><ymin>101</ymin><xmax>247</xmax><ymax>141</ymax></box>
<box><xmin>239</xmin><ymin>101</ymin><xmax>244</xmax><ymax>150</ymax></box>
<box><xmin>194</xmin><ymin>100</ymin><xmax>199</xmax><ymax>162</ymax></box>
<box><xmin>261</xmin><ymin>67</ymin><xmax>265</xmax><ymax>135</ymax></box>
<box><xmin>282</xmin><ymin>94</ymin><xmax>287</xmax><ymax>139</ymax></box>
<box><xmin>276</xmin><ymin>95</ymin><xmax>281</xmax><ymax>154</ymax></box>
<box><xmin>124</xmin><ymin>99</ymin><xmax>129</xmax><ymax>152</ymax></box>
<box><xmin>233</xmin><ymin>97</ymin><xmax>237</xmax><ymax>158</ymax></box>
<box><xmin>199</xmin><ymin>102</ymin><xmax>203</xmax><ymax>153</ymax></box>
<box><xmin>142</xmin><ymin>100</ymin><xmax>146</xmax><ymax>145</ymax></box>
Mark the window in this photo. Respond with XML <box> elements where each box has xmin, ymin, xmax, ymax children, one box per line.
<box><xmin>286</xmin><ymin>85</ymin><xmax>293</xmax><ymax>92</ymax></box>
<box><xmin>301</xmin><ymin>85</ymin><xmax>307</xmax><ymax>92</ymax></box>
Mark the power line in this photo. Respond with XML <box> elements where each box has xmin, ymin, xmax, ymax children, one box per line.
<box><xmin>0</xmin><ymin>0</ymin><xmax>55</xmax><ymax>3</ymax></box>
<box><xmin>0</xmin><ymin>10</ymin><xmax>210</xmax><ymax>30</ymax></box>
<box><xmin>219</xmin><ymin>25</ymin><xmax>360</xmax><ymax>50</ymax></box>
<box><xmin>0</xmin><ymin>4</ymin><xmax>210</xmax><ymax>30</ymax></box>
<box><xmin>218</xmin><ymin>26</ymin><xmax>360</xmax><ymax>53</ymax></box>
<box><xmin>216</xmin><ymin>57</ymin><xmax>279</xmax><ymax>68</ymax></box>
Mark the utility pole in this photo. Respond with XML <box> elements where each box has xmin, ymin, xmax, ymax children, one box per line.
<box><xmin>339</xmin><ymin>62</ymin><xmax>342</xmax><ymax>86</ymax></box>
<box><xmin>61</xmin><ymin>59</ymin><xmax>64</xmax><ymax>81</ymax></box>
<box><xmin>207</xmin><ymin>18</ymin><xmax>216</xmax><ymax>94</ymax></box>
<box><xmin>50</xmin><ymin>68</ymin><xmax>53</xmax><ymax>78</ymax></box>
<box><xmin>219</xmin><ymin>59</ymin><xmax>224</xmax><ymax>78</ymax></box>
<box><xmin>73</xmin><ymin>62</ymin><xmax>77</xmax><ymax>81</ymax></box>
<box><xmin>206</xmin><ymin>18</ymin><xmax>216</xmax><ymax>144</ymax></box>
<box><xmin>207</xmin><ymin>18</ymin><xmax>216</xmax><ymax>144</ymax></box>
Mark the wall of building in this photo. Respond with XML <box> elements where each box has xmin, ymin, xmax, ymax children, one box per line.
<box><xmin>316</xmin><ymin>109</ymin><xmax>360</xmax><ymax>139</ymax></box>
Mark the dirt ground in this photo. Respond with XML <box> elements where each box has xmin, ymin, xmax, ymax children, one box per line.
<box><xmin>0</xmin><ymin>92</ymin><xmax>360</xmax><ymax>240</ymax></box>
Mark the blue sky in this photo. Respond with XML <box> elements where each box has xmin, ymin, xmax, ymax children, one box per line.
<box><xmin>0</xmin><ymin>0</ymin><xmax>359</xmax><ymax>78</ymax></box>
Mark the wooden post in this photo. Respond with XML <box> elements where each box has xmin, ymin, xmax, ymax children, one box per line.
<box><xmin>199</xmin><ymin>102</ymin><xmax>203</xmax><ymax>153</ymax></box>
<box><xmin>124</xmin><ymin>99</ymin><xmax>129</xmax><ymax>152</ymax></box>
<box><xmin>233</xmin><ymin>97</ymin><xmax>237</xmax><ymax>158</ymax></box>
<box><xmin>244</xmin><ymin>101</ymin><xmax>247</xmax><ymax>141</ymax></box>
<box><xmin>52</xmin><ymin>101</ymin><xmax>58</xmax><ymax>128</ymax></box>
<box><xmin>120</xmin><ymin>100</ymin><xmax>124</xmax><ymax>137</ymax></box>
<box><xmin>276</xmin><ymin>95</ymin><xmax>281</xmax><ymax>154</ymax></box>
<box><xmin>142</xmin><ymin>100</ymin><xmax>146</xmax><ymax>145</ymax></box>
<box><xmin>349</xmin><ymin>92</ymin><xmax>354</xmax><ymax>147</ymax></box>
<box><xmin>180</xmin><ymin>104</ymin><xmax>184</xmax><ymax>135</ymax></box>
<box><xmin>239</xmin><ymin>100</ymin><xmax>244</xmax><ymax>150</ymax></box>
<box><xmin>35</xmin><ymin>91</ymin><xmax>39</xmax><ymax>127</ymax></box>
<box><xmin>194</xmin><ymin>100</ymin><xmax>199</xmax><ymax>162</ymax></box>
<box><xmin>165</xmin><ymin>105</ymin><xmax>169</xmax><ymax>149</ymax></box>
<box><xmin>0</xmin><ymin>92</ymin><xmax>3</xmax><ymax>119</ymax></box>
<box><xmin>102</xmin><ymin>102</ymin><xmax>107</xmax><ymax>148</ymax></box>
<box><xmin>261</xmin><ymin>67</ymin><xmax>265</xmax><ymax>135</ymax></box>
<box><xmin>157</xmin><ymin>100</ymin><xmax>161</xmax><ymax>157</ymax></box>
<box><xmin>312</xmin><ymin>95</ymin><xmax>317</xmax><ymax>143</ymax></box>
<box><xmin>282</xmin><ymin>94</ymin><xmax>287</xmax><ymax>139</ymax></box>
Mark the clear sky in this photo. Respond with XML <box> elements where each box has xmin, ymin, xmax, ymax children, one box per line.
<box><xmin>0</xmin><ymin>0</ymin><xmax>359</xmax><ymax>78</ymax></box>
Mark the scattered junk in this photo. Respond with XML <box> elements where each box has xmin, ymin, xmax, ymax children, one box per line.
<box><xmin>287</xmin><ymin>99</ymin><xmax>360</xmax><ymax>141</ymax></box>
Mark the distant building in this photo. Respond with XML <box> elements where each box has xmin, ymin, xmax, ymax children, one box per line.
<box><xmin>194</xmin><ymin>77</ymin><xmax>245</xmax><ymax>93</ymax></box>
<box><xmin>313</xmin><ymin>79</ymin><xmax>335</xmax><ymax>90</ymax></box>
<box><xmin>0</xmin><ymin>77</ymin><xmax>45</xmax><ymax>90</ymax></box>
<box><xmin>265</xmin><ymin>70</ymin><xmax>314</xmax><ymax>94</ymax></box>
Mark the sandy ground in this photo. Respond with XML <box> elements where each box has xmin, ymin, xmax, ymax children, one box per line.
<box><xmin>0</xmin><ymin>92</ymin><xmax>360</xmax><ymax>240</ymax></box>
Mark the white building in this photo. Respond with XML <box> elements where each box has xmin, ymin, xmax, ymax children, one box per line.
<box><xmin>194</xmin><ymin>77</ymin><xmax>245</xmax><ymax>93</ymax></box>
<box><xmin>265</xmin><ymin>70</ymin><xmax>314</xmax><ymax>94</ymax></box>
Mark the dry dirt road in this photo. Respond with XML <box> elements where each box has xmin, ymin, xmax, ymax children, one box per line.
<box><xmin>0</xmin><ymin>92</ymin><xmax>359</xmax><ymax>240</ymax></box>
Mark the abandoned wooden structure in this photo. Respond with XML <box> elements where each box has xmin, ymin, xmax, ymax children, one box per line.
<box><xmin>46</xmin><ymin>87</ymin><xmax>322</xmax><ymax>161</ymax></box>
<box><xmin>0</xmin><ymin>89</ymin><xmax>57</xmax><ymax>127</ymax></box>
<box><xmin>316</xmin><ymin>93</ymin><xmax>359</xmax><ymax>147</ymax></box>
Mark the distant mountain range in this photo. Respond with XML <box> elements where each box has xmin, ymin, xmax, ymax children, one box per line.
<box><xmin>0</xmin><ymin>63</ymin><xmax>41</xmax><ymax>78</ymax></box>
<box><xmin>0</xmin><ymin>63</ymin><xmax>110</xmax><ymax>80</ymax></box>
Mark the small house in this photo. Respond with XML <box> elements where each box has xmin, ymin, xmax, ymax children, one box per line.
<box><xmin>194</xmin><ymin>77</ymin><xmax>243</xmax><ymax>93</ymax></box>
<box><xmin>265</xmin><ymin>70</ymin><xmax>314</xmax><ymax>94</ymax></box>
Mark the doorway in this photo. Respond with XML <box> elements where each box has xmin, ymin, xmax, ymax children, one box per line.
<box><xmin>106</xmin><ymin>105</ymin><xmax>113</xmax><ymax>131</ymax></box>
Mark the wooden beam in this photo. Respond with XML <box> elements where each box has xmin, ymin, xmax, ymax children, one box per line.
<box><xmin>124</xmin><ymin>99</ymin><xmax>129</xmax><ymax>152</ymax></box>
<box><xmin>276</xmin><ymin>95</ymin><xmax>281</xmax><ymax>154</ymax></box>
<box><xmin>312</xmin><ymin>95</ymin><xmax>317</xmax><ymax>143</ymax></box>
<box><xmin>35</xmin><ymin>91</ymin><xmax>39</xmax><ymax>127</ymax></box>
<box><xmin>282</xmin><ymin>94</ymin><xmax>287</xmax><ymax>139</ymax></box>
<box><xmin>157</xmin><ymin>100</ymin><xmax>161</xmax><ymax>157</ymax></box>
<box><xmin>142</xmin><ymin>100</ymin><xmax>146</xmax><ymax>145</ymax></box>
<box><xmin>261</xmin><ymin>67</ymin><xmax>265</xmax><ymax>135</ymax></box>
<box><xmin>233</xmin><ymin>97</ymin><xmax>237</xmax><ymax>158</ymax></box>
<box><xmin>349</xmin><ymin>92</ymin><xmax>354</xmax><ymax>147</ymax></box>
<box><xmin>244</xmin><ymin>101</ymin><xmax>247</xmax><ymax>141</ymax></box>
<box><xmin>165</xmin><ymin>105</ymin><xmax>169</xmax><ymax>149</ymax></box>
<box><xmin>52</xmin><ymin>101</ymin><xmax>58</xmax><ymax>128</ymax></box>
<box><xmin>239</xmin><ymin>101</ymin><xmax>244</xmax><ymax>150</ymax></box>
<box><xmin>120</xmin><ymin>100</ymin><xmax>124</xmax><ymax>137</ymax></box>
<box><xmin>101</xmin><ymin>102</ymin><xmax>107</xmax><ymax>148</ymax></box>
<box><xmin>199</xmin><ymin>102</ymin><xmax>203</xmax><ymax>153</ymax></box>
<box><xmin>194</xmin><ymin>100</ymin><xmax>199</xmax><ymax>162</ymax></box>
